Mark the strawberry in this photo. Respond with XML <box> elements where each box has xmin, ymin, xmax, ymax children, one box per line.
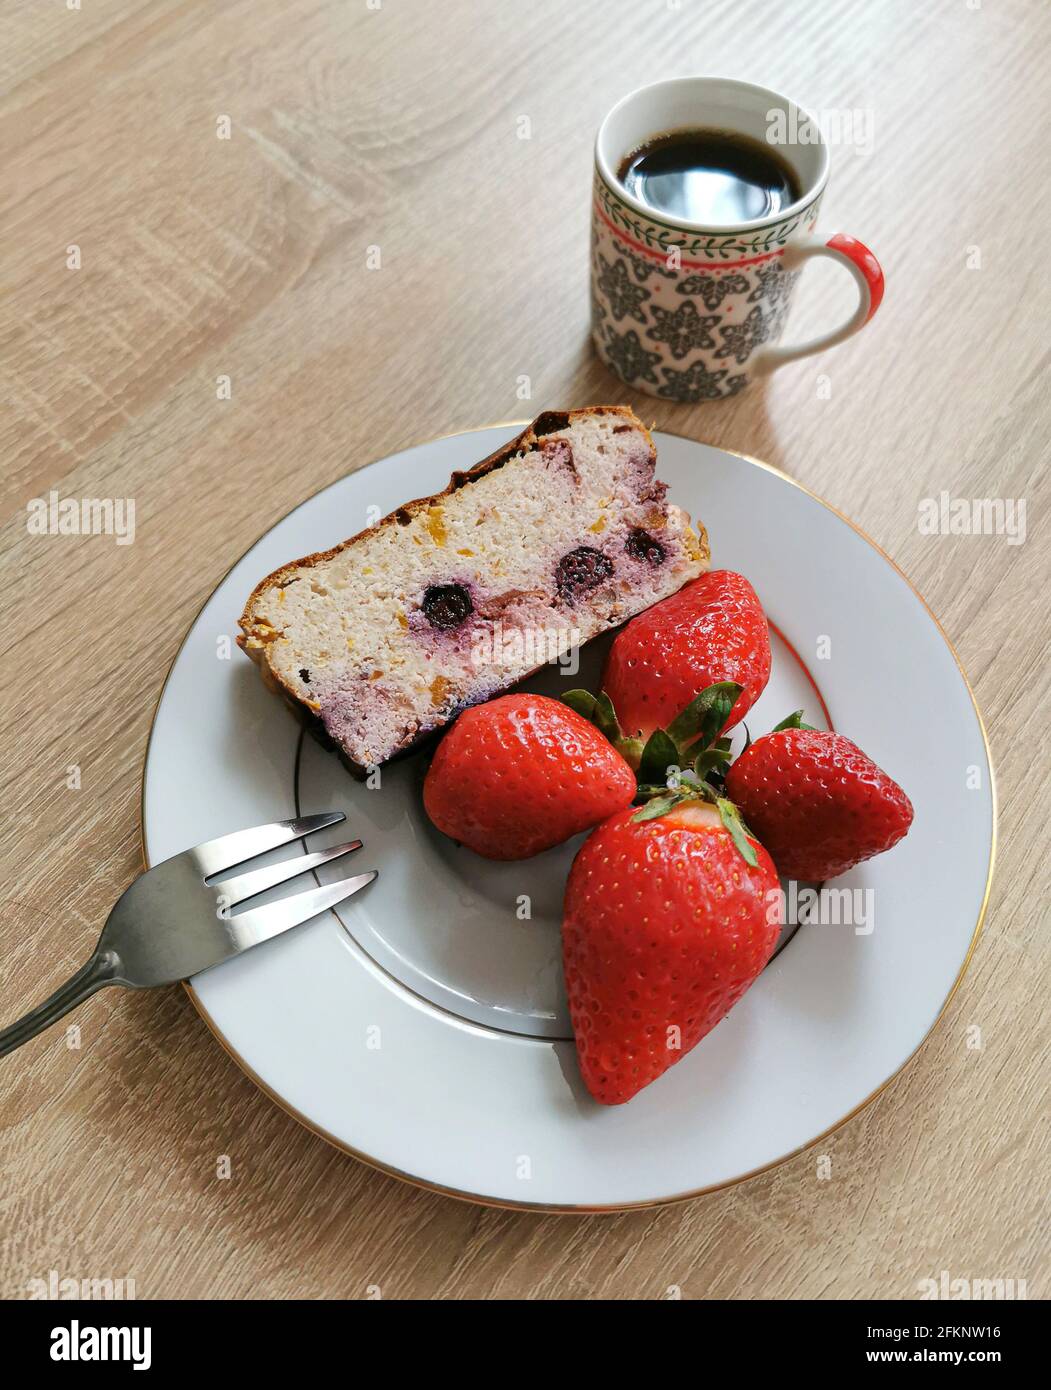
<box><xmin>724</xmin><ymin>720</ymin><xmax>914</xmax><ymax>881</ymax></box>
<box><xmin>601</xmin><ymin>570</ymin><xmax>771</xmax><ymax>744</ymax></box>
<box><xmin>562</xmin><ymin>799</ymin><xmax>781</xmax><ymax>1105</ymax></box>
<box><xmin>423</xmin><ymin>693</ymin><xmax>636</xmax><ymax>860</ymax></box>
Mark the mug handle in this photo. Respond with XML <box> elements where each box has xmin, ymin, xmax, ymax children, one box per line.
<box><xmin>751</xmin><ymin>233</ymin><xmax>884</xmax><ymax>372</ymax></box>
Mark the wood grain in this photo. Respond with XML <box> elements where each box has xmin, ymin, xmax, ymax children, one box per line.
<box><xmin>1</xmin><ymin>0</ymin><xmax>1048</xmax><ymax>1300</ymax></box>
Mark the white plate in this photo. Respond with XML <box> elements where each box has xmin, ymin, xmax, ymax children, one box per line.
<box><xmin>141</xmin><ymin>427</ymin><xmax>994</xmax><ymax>1210</ymax></box>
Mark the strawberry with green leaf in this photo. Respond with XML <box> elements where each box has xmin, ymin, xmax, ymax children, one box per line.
<box><xmin>562</xmin><ymin>796</ymin><xmax>781</xmax><ymax>1104</ymax></box>
<box><xmin>423</xmin><ymin>694</ymin><xmax>636</xmax><ymax>860</ymax></box>
<box><xmin>724</xmin><ymin>713</ymin><xmax>914</xmax><ymax>881</ymax></box>
<box><xmin>601</xmin><ymin>570</ymin><xmax>771</xmax><ymax>746</ymax></box>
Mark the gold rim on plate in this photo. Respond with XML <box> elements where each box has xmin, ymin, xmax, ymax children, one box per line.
<box><xmin>139</xmin><ymin>424</ymin><xmax>997</xmax><ymax>1215</ymax></box>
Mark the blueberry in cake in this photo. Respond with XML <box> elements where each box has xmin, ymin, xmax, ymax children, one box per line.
<box><xmin>238</xmin><ymin>406</ymin><xmax>708</xmax><ymax>776</ymax></box>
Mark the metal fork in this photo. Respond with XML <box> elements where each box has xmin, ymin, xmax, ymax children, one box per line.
<box><xmin>0</xmin><ymin>812</ymin><xmax>375</xmax><ymax>1058</ymax></box>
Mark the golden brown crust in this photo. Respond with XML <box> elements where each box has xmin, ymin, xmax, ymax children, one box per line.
<box><xmin>236</xmin><ymin>406</ymin><xmax>679</xmax><ymax>777</ymax></box>
<box><xmin>237</xmin><ymin>405</ymin><xmax>649</xmax><ymax>635</ymax></box>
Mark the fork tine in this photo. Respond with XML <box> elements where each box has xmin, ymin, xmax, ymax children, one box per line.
<box><xmin>193</xmin><ymin>812</ymin><xmax>345</xmax><ymax>878</ymax></box>
<box><xmin>220</xmin><ymin>871</ymin><xmax>377</xmax><ymax>954</ymax></box>
<box><xmin>215</xmin><ymin>839</ymin><xmax>363</xmax><ymax>906</ymax></box>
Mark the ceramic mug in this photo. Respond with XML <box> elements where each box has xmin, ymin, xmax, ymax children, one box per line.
<box><xmin>590</xmin><ymin>77</ymin><xmax>884</xmax><ymax>400</ymax></box>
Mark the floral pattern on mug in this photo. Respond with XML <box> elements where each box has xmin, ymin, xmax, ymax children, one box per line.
<box><xmin>657</xmin><ymin>361</ymin><xmax>730</xmax><ymax>401</ymax></box>
<box><xmin>714</xmin><ymin>305</ymin><xmax>774</xmax><ymax>364</ymax></box>
<box><xmin>646</xmin><ymin>301</ymin><xmax>720</xmax><ymax>359</ymax></box>
<box><xmin>595</xmin><ymin>255</ymin><xmax>651</xmax><ymax>323</ymax></box>
<box><xmin>600</xmin><ymin>325</ymin><xmax>663</xmax><ymax>386</ymax></box>
<box><xmin>590</xmin><ymin>170</ymin><xmax>823</xmax><ymax>400</ymax></box>
<box><xmin>747</xmin><ymin>261</ymin><xmax>798</xmax><ymax>308</ymax></box>
<box><xmin>676</xmin><ymin>272</ymin><xmax>750</xmax><ymax>309</ymax></box>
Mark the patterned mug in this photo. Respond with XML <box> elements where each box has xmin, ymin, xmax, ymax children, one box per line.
<box><xmin>591</xmin><ymin>77</ymin><xmax>884</xmax><ymax>400</ymax></box>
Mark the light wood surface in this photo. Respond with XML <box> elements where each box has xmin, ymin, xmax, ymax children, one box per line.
<box><xmin>1</xmin><ymin>0</ymin><xmax>1047</xmax><ymax>1301</ymax></box>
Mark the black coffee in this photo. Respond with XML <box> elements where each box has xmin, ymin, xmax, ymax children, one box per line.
<box><xmin>618</xmin><ymin>128</ymin><xmax>801</xmax><ymax>225</ymax></box>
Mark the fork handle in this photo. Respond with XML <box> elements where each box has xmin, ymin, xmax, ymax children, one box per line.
<box><xmin>0</xmin><ymin>952</ymin><xmax>120</xmax><ymax>1058</ymax></box>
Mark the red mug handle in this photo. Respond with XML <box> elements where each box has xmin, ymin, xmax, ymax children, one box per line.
<box><xmin>752</xmin><ymin>233</ymin><xmax>884</xmax><ymax>372</ymax></box>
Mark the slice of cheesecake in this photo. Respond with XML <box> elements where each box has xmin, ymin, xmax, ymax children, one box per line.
<box><xmin>238</xmin><ymin>406</ymin><xmax>709</xmax><ymax>776</ymax></box>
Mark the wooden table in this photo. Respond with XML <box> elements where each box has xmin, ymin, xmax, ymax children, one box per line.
<box><xmin>2</xmin><ymin>0</ymin><xmax>1047</xmax><ymax>1301</ymax></box>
